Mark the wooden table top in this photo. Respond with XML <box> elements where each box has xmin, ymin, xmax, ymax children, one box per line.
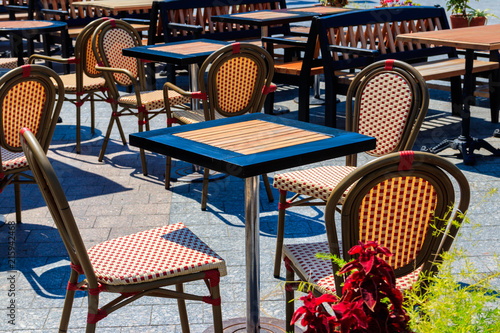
<box><xmin>288</xmin><ymin>5</ymin><xmax>351</xmax><ymax>15</ymax></box>
<box><xmin>397</xmin><ymin>24</ymin><xmax>500</xmax><ymax>51</ymax></box>
<box><xmin>122</xmin><ymin>39</ymin><xmax>229</xmax><ymax>65</ymax></box>
<box><xmin>129</xmin><ymin>113</ymin><xmax>376</xmax><ymax>178</ymax></box>
<box><xmin>71</xmin><ymin>0</ymin><xmax>153</xmax><ymax>11</ymax></box>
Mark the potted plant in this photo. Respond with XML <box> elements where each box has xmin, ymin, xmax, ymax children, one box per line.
<box><xmin>445</xmin><ymin>0</ymin><xmax>491</xmax><ymax>28</ymax></box>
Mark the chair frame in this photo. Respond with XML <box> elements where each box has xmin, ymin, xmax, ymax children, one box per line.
<box><xmin>283</xmin><ymin>151</ymin><xmax>470</xmax><ymax>332</ymax></box>
<box><xmin>164</xmin><ymin>42</ymin><xmax>276</xmax><ymax>210</ymax></box>
<box><xmin>29</xmin><ymin>17</ymin><xmax>110</xmax><ymax>154</ymax></box>
<box><xmin>0</xmin><ymin>64</ymin><xmax>64</xmax><ymax>222</ymax></box>
<box><xmin>273</xmin><ymin>59</ymin><xmax>430</xmax><ymax>277</ymax></box>
<box><xmin>20</xmin><ymin>128</ymin><xmax>225</xmax><ymax>333</ymax></box>
<box><xmin>92</xmin><ymin>18</ymin><xmax>187</xmax><ymax>176</ymax></box>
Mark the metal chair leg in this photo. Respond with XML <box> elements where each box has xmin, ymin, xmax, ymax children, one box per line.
<box><xmin>274</xmin><ymin>190</ymin><xmax>287</xmax><ymax>278</ymax></box>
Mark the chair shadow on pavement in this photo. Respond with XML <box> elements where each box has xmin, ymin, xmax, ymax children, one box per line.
<box><xmin>0</xmin><ymin>222</ymin><xmax>82</xmax><ymax>299</ymax></box>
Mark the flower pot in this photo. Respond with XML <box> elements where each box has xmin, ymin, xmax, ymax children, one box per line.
<box><xmin>450</xmin><ymin>14</ymin><xmax>487</xmax><ymax>29</ymax></box>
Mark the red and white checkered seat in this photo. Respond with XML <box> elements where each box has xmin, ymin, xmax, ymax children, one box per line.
<box><xmin>283</xmin><ymin>241</ymin><xmax>421</xmax><ymax>295</ymax></box>
<box><xmin>88</xmin><ymin>223</ymin><xmax>227</xmax><ymax>285</ymax></box>
<box><xmin>1</xmin><ymin>148</ymin><xmax>27</xmax><ymax>172</ymax></box>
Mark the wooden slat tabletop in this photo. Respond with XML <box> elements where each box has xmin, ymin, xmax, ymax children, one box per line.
<box><xmin>288</xmin><ymin>6</ymin><xmax>350</xmax><ymax>15</ymax></box>
<box><xmin>71</xmin><ymin>0</ymin><xmax>153</xmax><ymax>11</ymax></box>
<box><xmin>152</xmin><ymin>41</ymin><xmax>225</xmax><ymax>55</ymax></box>
<box><xmin>231</xmin><ymin>11</ymin><xmax>306</xmax><ymax>20</ymax></box>
<box><xmin>174</xmin><ymin>119</ymin><xmax>331</xmax><ymax>155</ymax></box>
<box><xmin>397</xmin><ymin>24</ymin><xmax>500</xmax><ymax>51</ymax></box>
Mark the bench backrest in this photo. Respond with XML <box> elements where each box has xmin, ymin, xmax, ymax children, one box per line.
<box><xmin>315</xmin><ymin>6</ymin><xmax>454</xmax><ymax>71</ymax></box>
<box><xmin>149</xmin><ymin>0</ymin><xmax>288</xmax><ymax>45</ymax></box>
<box><xmin>37</xmin><ymin>0</ymin><xmax>148</xmax><ymax>27</ymax></box>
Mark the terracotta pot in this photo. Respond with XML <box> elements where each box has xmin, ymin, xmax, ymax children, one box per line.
<box><xmin>450</xmin><ymin>14</ymin><xmax>487</xmax><ymax>29</ymax></box>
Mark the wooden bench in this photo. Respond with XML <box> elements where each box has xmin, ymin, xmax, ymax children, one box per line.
<box><xmin>267</xmin><ymin>6</ymin><xmax>499</xmax><ymax>127</ymax></box>
<box><xmin>141</xmin><ymin>0</ymin><xmax>295</xmax><ymax>87</ymax></box>
<box><xmin>34</xmin><ymin>0</ymin><xmax>149</xmax><ymax>58</ymax></box>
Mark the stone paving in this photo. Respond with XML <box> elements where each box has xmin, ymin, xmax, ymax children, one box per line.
<box><xmin>1</xmin><ymin>33</ymin><xmax>500</xmax><ymax>333</ymax></box>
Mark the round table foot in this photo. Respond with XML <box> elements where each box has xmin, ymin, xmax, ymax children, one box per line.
<box><xmin>493</xmin><ymin>128</ymin><xmax>500</xmax><ymax>138</ymax></box>
<box><xmin>293</xmin><ymin>95</ymin><xmax>325</xmax><ymax>105</ymax></box>
<box><xmin>272</xmin><ymin>104</ymin><xmax>290</xmax><ymax>115</ymax></box>
<box><xmin>203</xmin><ymin>317</ymin><xmax>304</xmax><ymax>333</ymax></box>
<box><xmin>170</xmin><ymin>160</ymin><xmax>228</xmax><ymax>182</ymax></box>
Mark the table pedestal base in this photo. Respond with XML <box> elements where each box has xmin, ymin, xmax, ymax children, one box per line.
<box><xmin>421</xmin><ymin>135</ymin><xmax>500</xmax><ymax>165</ymax></box>
<box><xmin>293</xmin><ymin>95</ymin><xmax>325</xmax><ymax>105</ymax></box>
<box><xmin>202</xmin><ymin>317</ymin><xmax>304</xmax><ymax>332</ymax></box>
<box><xmin>272</xmin><ymin>105</ymin><xmax>290</xmax><ymax>115</ymax></box>
<box><xmin>170</xmin><ymin>160</ymin><xmax>227</xmax><ymax>182</ymax></box>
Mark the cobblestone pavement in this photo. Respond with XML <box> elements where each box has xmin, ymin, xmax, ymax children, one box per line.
<box><xmin>1</xmin><ymin>6</ymin><xmax>500</xmax><ymax>332</ymax></box>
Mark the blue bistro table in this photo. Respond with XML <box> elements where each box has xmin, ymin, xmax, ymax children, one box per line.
<box><xmin>130</xmin><ymin>113</ymin><xmax>376</xmax><ymax>332</ymax></box>
<box><xmin>0</xmin><ymin>20</ymin><xmax>68</xmax><ymax>66</ymax></box>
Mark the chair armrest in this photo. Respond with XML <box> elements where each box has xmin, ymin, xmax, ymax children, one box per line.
<box><xmin>96</xmin><ymin>66</ymin><xmax>141</xmax><ymax>95</ymax></box>
<box><xmin>29</xmin><ymin>54</ymin><xmax>72</xmax><ymax>65</ymax></box>
<box><xmin>261</xmin><ymin>36</ymin><xmax>308</xmax><ymax>48</ymax></box>
<box><xmin>167</xmin><ymin>23</ymin><xmax>204</xmax><ymax>34</ymax></box>
<box><xmin>164</xmin><ymin>82</ymin><xmax>194</xmax><ymax>97</ymax></box>
<box><xmin>123</xmin><ymin>18</ymin><xmax>150</xmax><ymax>25</ymax></box>
<box><xmin>329</xmin><ymin>45</ymin><xmax>380</xmax><ymax>57</ymax></box>
<box><xmin>41</xmin><ymin>8</ymin><xmax>69</xmax><ymax>17</ymax></box>
<box><xmin>4</xmin><ymin>5</ymin><xmax>29</xmax><ymax>12</ymax></box>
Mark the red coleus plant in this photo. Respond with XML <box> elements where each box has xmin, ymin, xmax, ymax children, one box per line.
<box><xmin>291</xmin><ymin>241</ymin><xmax>410</xmax><ymax>333</ymax></box>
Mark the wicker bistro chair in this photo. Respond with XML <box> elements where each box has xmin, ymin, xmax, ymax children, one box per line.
<box><xmin>0</xmin><ymin>64</ymin><xmax>64</xmax><ymax>223</ymax></box>
<box><xmin>164</xmin><ymin>42</ymin><xmax>277</xmax><ymax>210</ymax></box>
<box><xmin>272</xmin><ymin>59</ymin><xmax>430</xmax><ymax>277</ymax></box>
<box><xmin>92</xmin><ymin>19</ymin><xmax>189</xmax><ymax>175</ymax></box>
<box><xmin>29</xmin><ymin>18</ymin><xmax>110</xmax><ymax>154</ymax></box>
<box><xmin>283</xmin><ymin>151</ymin><xmax>470</xmax><ymax>332</ymax></box>
<box><xmin>20</xmin><ymin>127</ymin><xmax>227</xmax><ymax>333</ymax></box>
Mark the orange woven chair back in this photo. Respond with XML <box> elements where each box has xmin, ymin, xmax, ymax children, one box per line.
<box><xmin>325</xmin><ymin>151</ymin><xmax>470</xmax><ymax>287</ymax></box>
<box><xmin>75</xmin><ymin>17</ymin><xmax>111</xmax><ymax>78</ymax></box>
<box><xmin>198</xmin><ymin>43</ymin><xmax>274</xmax><ymax>118</ymax></box>
<box><xmin>346</xmin><ymin>59</ymin><xmax>429</xmax><ymax>158</ymax></box>
<box><xmin>0</xmin><ymin>65</ymin><xmax>64</xmax><ymax>153</ymax></box>
<box><xmin>92</xmin><ymin>19</ymin><xmax>144</xmax><ymax>87</ymax></box>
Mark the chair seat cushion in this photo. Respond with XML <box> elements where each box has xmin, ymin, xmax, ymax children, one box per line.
<box><xmin>0</xmin><ymin>58</ymin><xmax>27</xmax><ymax>69</ymax></box>
<box><xmin>57</xmin><ymin>74</ymin><xmax>106</xmax><ymax>92</ymax></box>
<box><xmin>172</xmin><ymin>109</ymin><xmax>225</xmax><ymax>125</ymax></box>
<box><xmin>1</xmin><ymin>147</ymin><xmax>27</xmax><ymax>172</ymax></box>
<box><xmin>273</xmin><ymin>166</ymin><xmax>357</xmax><ymax>201</ymax></box>
<box><xmin>87</xmin><ymin>222</ymin><xmax>227</xmax><ymax>285</ymax></box>
<box><xmin>284</xmin><ymin>241</ymin><xmax>420</xmax><ymax>295</ymax></box>
<box><xmin>118</xmin><ymin>90</ymin><xmax>190</xmax><ymax>111</ymax></box>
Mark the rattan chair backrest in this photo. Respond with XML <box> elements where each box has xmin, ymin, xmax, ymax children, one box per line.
<box><xmin>324</xmin><ymin>151</ymin><xmax>470</xmax><ymax>293</ymax></box>
<box><xmin>345</xmin><ymin>60</ymin><xmax>429</xmax><ymax>165</ymax></box>
<box><xmin>20</xmin><ymin>129</ymin><xmax>99</xmax><ymax>289</ymax></box>
<box><xmin>0</xmin><ymin>65</ymin><xmax>64</xmax><ymax>153</ymax></box>
<box><xmin>197</xmin><ymin>43</ymin><xmax>275</xmax><ymax>119</ymax></box>
<box><xmin>75</xmin><ymin>17</ymin><xmax>111</xmax><ymax>79</ymax></box>
<box><xmin>92</xmin><ymin>19</ymin><xmax>145</xmax><ymax>88</ymax></box>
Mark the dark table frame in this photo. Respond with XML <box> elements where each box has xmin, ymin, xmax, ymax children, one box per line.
<box><xmin>0</xmin><ymin>20</ymin><xmax>68</xmax><ymax>66</ymax></box>
<box><xmin>130</xmin><ymin>113</ymin><xmax>376</xmax><ymax>332</ymax></box>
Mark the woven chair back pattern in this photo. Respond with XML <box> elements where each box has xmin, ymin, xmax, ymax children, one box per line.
<box><xmin>1</xmin><ymin>80</ymin><xmax>46</xmax><ymax>149</ymax></box>
<box><xmin>358</xmin><ymin>176</ymin><xmax>437</xmax><ymax>269</ymax></box>
<box><xmin>82</xmin><ymin>26</ymin><xmax>102</xmax><ymax>77</ymax></box>
<box><xmin>357</xmin><ymin>72</ymin><xmax>413</xmax><ymax>157</ymax></box>
<box><xmin>101</xmin><ymin>27</ymin><xmax>138</xmax><ymax>86</ymax></box>
<box><xmin>215</xmin><ymin>56</ymin><xmax>258</xmax><ymax>114</ymax></box>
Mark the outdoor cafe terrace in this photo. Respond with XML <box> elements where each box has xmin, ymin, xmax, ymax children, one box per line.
<box><xmin>1</xmin><ymin>0</ymin><xmax>500</xmax><ymax>332</ymax></box>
